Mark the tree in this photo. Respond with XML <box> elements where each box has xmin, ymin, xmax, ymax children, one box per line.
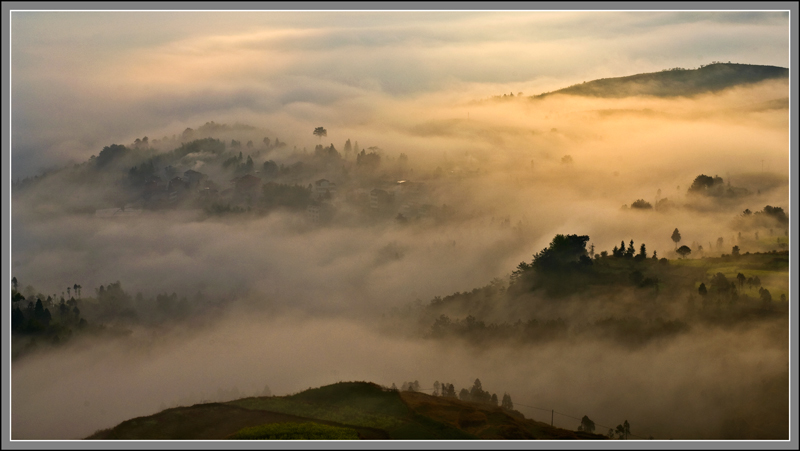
<box><xmin>313</xmin><ymin>127</ymin><xmax>327</xmax><ymax>140</ymax></box>
<box><xmin>579</xmin><ymin>415</ymin><xmax>596</xmax><ymax>433</ymax></box>
<box><xmin>671</xmin><ymin>228</ymin><xmax>681</xmax><ymax>249</ymax></box>
<box><xmin>433</xmin><ymin>381</ymin><xmax>441</xmax><ymax>396</ymax></box>
<box><xmin>356</xmin><ymin>150</ymin><xmax>381</xmax><ymax>170</ymax></box>
<box><xmin>491</xmin><ymin>393</ymin><xmax>499</xmax><ymax>406</ymax></box>
<box><xmin>676</xmin><ymin>245</ymin><xmax>692</xmax><ymax>259</ymax></box>
<box><xmin>445</xmin><ymin>384</ymin><xmax>456</xmax><ymax>398</ymax></box>
<box><xmin>698</xmin><ymin>283</ymin><xmax>707</xmax><ymax>297</ymax></box>
<box><xmin>95</xmin><ymin>144</ymin><xmax>129</xmax><ymax>167</ymax></box>
<box><xmin>501</xmin><ymin>393</ymin><xmax>514</xmax><ymax>410</ymax></box>
<box><xmin>530</xmin><ymin>234</ymin><xmax>592</xmax><ymax>272</ymax></box>
<box><xmin>12</xmin><ymin>277</ymin><xmax>18</xmax><ymax>291</ymax></box>
<box><xmin>631</xmin><ymin>199</ymin><xmax>653</xmax><ymax>209</ymax></box>
<box><xmin>731</xmin><ymin>245</ymin><xmax>740</xmax><ymax>257</ymax></box>
<box><xmin>625</xmin><ymin>240</ymin><xmax>636</xmax><ymax>258</ymax></box>
<box><xmin>688</xmin><ymin>174</ymin><xmax>717</xmax><ymax>193</ymax></box>
<box><xmin>343</xmin><ymin>139</ymin><xmax>352</xmax><ymax>159</ymax></box>
<box><xmin>736</xmin><ymin>273</ymin><xmax>746</xmax><ymax>288</ymax></box>
<box><xmin>760</xmin><ymin>287</ymin><xmax>772</xmax><ymax>308</ymax></box>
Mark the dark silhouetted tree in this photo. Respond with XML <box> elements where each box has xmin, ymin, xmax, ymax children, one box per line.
<box><xmin>356</xmin><ymin>150</ymin><xmax>381</xmax><ymax>170</ymax></box>
<box><xmin>95</xmin><ymin>144</ymin><xmax>129</xmax><ymax>168</ymax></box>
<box><xmin>698</xmin><ymin>283</ymin><xmax>707</xmax><ymax>297</ymax></box>
<box><xmin>759</xmin><ymin>287</ymin><xmax>772</xmax><ymax>308</ymax></box>
<box><xmin>501</xmin><ymin>393</ymin><xmax>514</xmax><ymax>410</ymax></box>
<box><xmin>671</xmin><ymin>228</ymin><xmax>681</xmax><ymax>250</ymax></box>
<box><xmin>313</xmin><ymin>127</ymin><xmax>327</xmax><ymax>140</ymax></box>
<box><xmin>579</xmin><ymin>415</ymin><xmax>596</xmax><ymax>433</ymax></box>
<box><xmin>625</xmin><ymin>240</ymin><xmax>636</xmax><ymax>258</ymax></box>
<box><xmin>343</xmin><ymin>139</ymin><xmax>352</xmax><ymax>159</ymax></box>
<box><xmin>676</xmin><ymin>245</ymin><xmax>691</xmax><ymax>259</ymax></box>
<box><xmin>530</xmin><ymin>234</ymin><xmax>592</xmax><ymax>272</ymax></box>
<box><xmin>736</xmin><ymin>273</ymin><xmax>746</xmax><ymax>288</ymax></box>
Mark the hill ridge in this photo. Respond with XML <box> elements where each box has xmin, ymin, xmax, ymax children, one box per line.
<box><xmin>532</xmin><ymin>63</ymin><xmax>788</xmax><ymax>99</ymax></box>
<box><xmin>87</xmin><ymin>381</ymin><xmax>608</xmax><ymax>440</ymax></box>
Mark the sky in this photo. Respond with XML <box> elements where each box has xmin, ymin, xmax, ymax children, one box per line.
<box><xmin>10</xmin><ymin>10</ymin><xmax>791</xmax><ymax>178</ymax></box>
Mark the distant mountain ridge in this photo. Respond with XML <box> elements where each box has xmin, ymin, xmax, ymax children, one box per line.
<box><xmin>534</xmin><ymin>63</ymin><xmax>788</xmax><ymax>99</ymax></box>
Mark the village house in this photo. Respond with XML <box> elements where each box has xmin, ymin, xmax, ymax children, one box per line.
<box><xmin>183</xmin><ymin>169</ymin><xmax>207</xmax><ymax>189</ymax></box>
<box><xmin>306</xmin><ymin>204</ymin><xmax>320</xmax><ymax>223</ymax></box>
<box><xmin>231</xmin><ymin>174</ymin><xmax>262</xmax><ymax>195</ymax></box>
<box><xmin>314</xmin><ymin>179</ymin><xmax>337</xmax><ymax>200</ymax></box>
<box><xmin>370</xmin><ymin>188</ymin><xmax>393</xmax><ymax>210</ymax></box>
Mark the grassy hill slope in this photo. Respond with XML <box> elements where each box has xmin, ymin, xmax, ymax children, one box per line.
<box><xmin>87</xmin><ymin>381</ymin><xmax>606</xmax><ymax>440</ymax></box>
<box><xmin>534</xmin><ymin>63</ymin><xmax>787</xmax><ymax>99</ymax></box>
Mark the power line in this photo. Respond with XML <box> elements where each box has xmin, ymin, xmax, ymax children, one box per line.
<box><xmin>400</xmin><ymin>389</ymin><xmax>653</xmax><ymax>439</ymax></box>
<box><xmin>513</xmin><ymin>401</ymin><xmax>651</xmax><ymax>439</ymax></box>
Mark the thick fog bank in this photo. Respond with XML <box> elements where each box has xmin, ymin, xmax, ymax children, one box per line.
<box><xmin>11</xmin><ymin>310</ymin><xmax>787</xmax><ymax>440</ymax></box>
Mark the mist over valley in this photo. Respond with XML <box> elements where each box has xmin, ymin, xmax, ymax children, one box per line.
<box><xmin>8</xmin><ymin>10</ymin><xmax>792</xmax><ymax>442</ymax></box>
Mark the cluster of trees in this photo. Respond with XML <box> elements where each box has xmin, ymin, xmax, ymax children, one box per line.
<box><xmin>578</xmin><ymin>415</ymin><xmax>635</xmax><ymax>439</ymax></box>
<box><xmin>456</xmin><ymin>378</ymin><xmax>500</xmax><ymax>406</ymax></box>
<box><xmin>738</xmin><ymin>205</ymin><xmax>789</xmax><ymax>229</ymax></box>
<box><xmin>611</xmin><ymin>239</ymin><xmax>654</xmax><ymax>261</ymax></box>
<box><xmin>356</xmin><ymin>149</ymin><xmax>381</xmax><ymax>170</ymax></box>
<box><xmin>687</xmin><ymin>174</ymin><xmax>748</xmax><ymax>198</ymax></box>
<box><xmin>314</xmin><ymin>144</ymin><xmax>340</xmax><ymax>159</ymax></box>
<box><xmin>10</xmin><ymin>277</ymin><xmax>88</xmax><ymax>349</ymax></box>
<box><xmin>10</xmin><ymin>277</ymin><xmax>232</xmax><ymax>359</ymax></box>
<box><xmin>510</xmin><ymin>234</ymin><xmax>665</xmax><ymax>296</ymax></box>
<box><xmin>428</xmin><ymin>312</ymin><xmax>693</xmax><ymax>347</ymax></box>
<box><xmin>418</xmin><ymin>232</ymin><xmax>787</xmax><ymax>349</ymax></box>
<box><xmin>261</xmin><ymin>183</ymin><xmax>312</xmax><ymax>211</ymax></box>
<box><xmin>696</xmin><ymin>272</ymin><xmax>774</xmax><ymax>308</ymax></box>
<box><xmin>223</xmin><ymin>151</ymin><xmax>255</xmax><ymax>174</ymax></box>
<box><xmin>392</xmin><ymin>379</ymin><xmax>515</xmax><ymax>412</ymax></box>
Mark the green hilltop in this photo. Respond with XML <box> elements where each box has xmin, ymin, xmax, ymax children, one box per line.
<box><xmin>87</xmin><ymin>381</ymin><xmax>607</xmax><ymax>440</ymax></box>
<box><xmin>533</xmin><ymin>63</ymin><xmax>788</xmax><ymax>99</ymax></box>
